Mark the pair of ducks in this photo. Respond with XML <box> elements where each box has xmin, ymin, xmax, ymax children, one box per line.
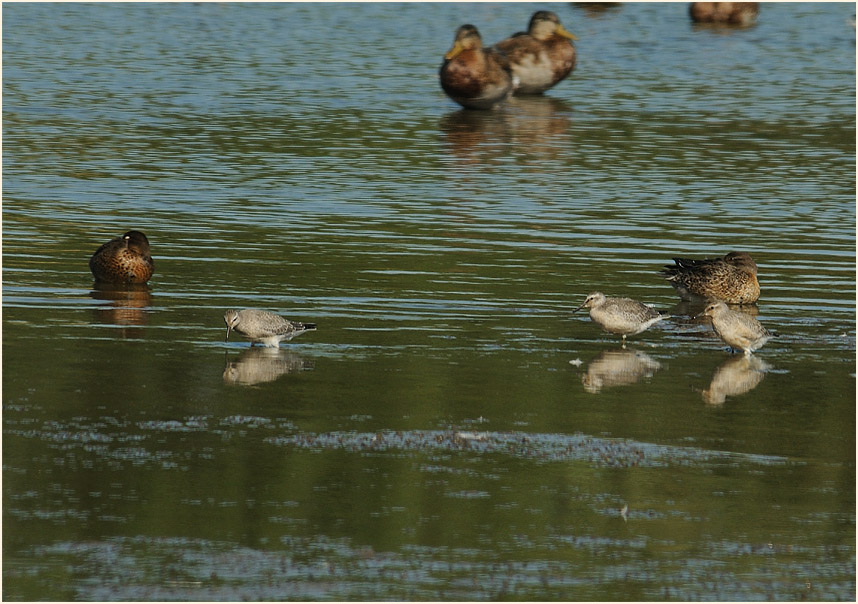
<box><xmin>88</xmin><ymin>230</ymin><xmax>316</xmax><ymax>348</ymax></box>
<box><xmin>438</xmin><ymin>3</ymin><xmax>760</xmax><ymax>111</ymax></box>
<box><xmin>439</xmin><ymin>11</ymin><xmax>577</xmax><ymax>110</ymax></box>
<box><xmin>90</xmin><ymin>233</ymin><xmax>770</xmax><ymax>355</ymax></box>
<box><xmin>576</xmin><ymin>252</ymin><xmax>774</xmax><ymax>356</ymax></box>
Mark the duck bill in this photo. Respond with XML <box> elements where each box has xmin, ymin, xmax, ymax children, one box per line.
<box><xmin>557</xmin><ymin>25</ymin><xmax>578</xmax><ymax>40</ymax></box>
<box><xmin>444</xmin><ymin>41</ymin><xmax>465</xmax><ymax>61</ymax></box>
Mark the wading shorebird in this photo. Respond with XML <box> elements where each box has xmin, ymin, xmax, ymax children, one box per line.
<box><xmin>701</xmin><ymin>300</ymin><xmax>775</xmax><ymax>356</ymax></box>
<box><xmin>89</xmin><ymin>230</ymin><xmax>154</xmax><ymax>284</ymax></box>
<box><xmin>494</xmin><ymin>11</ymin><xmax>578</xmax><ymax>95</ymax></box>
<box><xmin>224</xmin><ymin>309</ymin><xmax>316</xmax><ymax>349</ymax></box>
<box><xmin>574</xmin><ymin>292</ymin><xmax>668</xmax><ymax>346</ymax></box>
<box><xmin>661</xmin><ymin>251</ymin><xmax>760</xmax><ymax>305</ymax></box>
<box><xmin>439</xmin><ymin>24</ymin><xmax>515</xmax><ymax>110</ymax></box>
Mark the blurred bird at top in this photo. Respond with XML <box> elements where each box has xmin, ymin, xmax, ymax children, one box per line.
<box><xmin>689</xmin><ymin>2</ymin><xmax>759</xmax><ymax>26</ymax></box>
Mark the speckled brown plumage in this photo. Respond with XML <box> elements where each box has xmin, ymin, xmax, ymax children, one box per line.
<box><xmin>440</xmin><ymin>24</ymin><xmax>514</xmax><ymax>110</ymax></box>
<box><xmin>661</xmin><ymin>251</ymin><xmax>760</xmax><ymax>304</ymax></box>
<box><xmin>494</xmin><ymin>11</ymin><xmax>577</xmax><ymax>95</ymax></box>
<box><xmin>689</xmin><ymin>2</ymin><xmax>759</xmax><ymax>26</ymax></box>
<box><xmin>89</xmin><ymin>230</ymin><xmax>154</xmax><ymax>284</ymax></box>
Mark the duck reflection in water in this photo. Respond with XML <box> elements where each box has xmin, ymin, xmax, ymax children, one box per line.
<box><xmin>438</xmin><ymin>95</ymin><xmax>572</xmax><ymax>163</ymax></box>
<box><xmin>223</xmin><ymin>347</ymin><xmax>313</xmax><ymax>386</ymax></box>
<box><xmin>581</xmin><ymin>349</ymin><xmax>663</xmax><ymax>394</ymax></box>
<box><xmin>702</xmin><ymin>355</ymin><xmax>771</xmax><ymax>405</ymax></box>
<box><xmin>90</xmin><ymin>282</ymin><xmax>152</xmax><ymax>336</ymax></box>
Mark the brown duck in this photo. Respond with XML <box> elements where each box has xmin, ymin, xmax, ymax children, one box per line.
<box><xmin>440</xmin><ymin>24</ymin><xmax>514</xmax><ymax>110</ymax></box>
<box><xmin>89</xmin><ymin>230</ymin><xmax>154</xmax><ymax>284</ymax></box>
<box><xmin>661</xmin><ymin>251</ymin><xmax>760</xmax><ymax>304</ymax></box>
<box><xmin>689</xmin><ymin>3</ymin><xmax>759</xmax><ymax>26</ymax></box>
<box><xmin>494</xmin><ymin>11</ymin><xmax>578</xmax><ymax>95</ymax></box>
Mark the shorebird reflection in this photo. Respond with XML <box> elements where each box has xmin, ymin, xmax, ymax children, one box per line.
<box><xmin>223</xmin><ymin>348</ymin><xmax>313</xmax><ymax>386</ymax></box>
<box><xmin>581</xmin><ymin>349</ymin><xmax>662</xmax><ymax>394</ymax></box>
<box><xmin>702</xmin><ymin>355</ymin><xmax>771</xmax><ymax>405</ymax></box>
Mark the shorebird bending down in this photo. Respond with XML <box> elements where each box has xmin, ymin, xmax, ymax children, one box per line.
<box><xmin>224</xmin><ymin>309</ymin><xmax>316</xmax><ymax>349</ymax></box>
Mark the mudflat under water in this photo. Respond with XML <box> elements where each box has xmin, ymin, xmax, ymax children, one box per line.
<box><xmin>3</xmin><ymin>2</ymin><xmax>855</xmax><ymax>600</ymax></box>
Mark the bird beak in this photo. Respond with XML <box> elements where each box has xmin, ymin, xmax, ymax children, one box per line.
<box><xmin>557</xmin><ymin>25</ymin><xmax>578</xmax><ymax>41</ymax></box>
<box><xmin>225</xmin><ymin>325</ymin><xmax>231</xmax><ymax>342</ymax></box>
<box><xmin>573</xmin><ymin>302</ymin><xmax>587</xmax><ymax>313</ymax></box>
<box><xmin>444</xmin><ymin>41</ymin><xmax>465</xmax><ymax>61</ymax></box>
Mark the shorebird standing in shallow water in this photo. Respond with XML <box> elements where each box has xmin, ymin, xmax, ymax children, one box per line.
<box><xmin>89</xmin><ymin>230</ymin><xmax>154</xmax><ymax>284</ymax></box>
<box><xmin>661</xmin><ymin>251</ymin><xmax>760</xmax><ymax>304</ymax></box>
<box><xmin>574</xmin><ymin>292</ymin><xmax>668</xmax><ymax>347</ymax></box>
<box><xmin>701</xmin><ymin>300</ymin><xmax>774</xmax><ymax>356</ymax></box>
<box><xmin>224</xmin><ymin>309</ymin><xmax>316</xmax><ymax>349</ymax></box>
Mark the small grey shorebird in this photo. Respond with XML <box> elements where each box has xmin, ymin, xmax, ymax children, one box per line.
<box><xmin>574</xmin><ymin>292</ymin><xmax>668</xmax><ymax>346</ymax></box>
<box><xmin>224</xmin><ymin>309</ymin><xmax>316</xmax><ymax>348</ymax></box>
<box><xmin>701</xmin><ymin>300</ymin><xmax>774</xmax><ymax>356</ymax></box>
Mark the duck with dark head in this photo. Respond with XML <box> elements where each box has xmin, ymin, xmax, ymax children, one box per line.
<box><xmin>89</xmin><ymin>230</ymin><xmax>154</xmax><ymax>285</ymax></box>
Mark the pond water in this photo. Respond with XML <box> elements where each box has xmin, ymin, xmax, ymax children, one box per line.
<box><xmin>3</xmin><ymin>2</ymin><xmax>855</xmax><ymax>601</ymax></box>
